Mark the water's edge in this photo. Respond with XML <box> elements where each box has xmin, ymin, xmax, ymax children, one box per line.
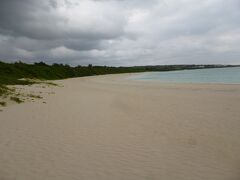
<box><xmin>129</xmin><ymin>67</ymin><xmax>240</xmax><ymax>84</ymax></box>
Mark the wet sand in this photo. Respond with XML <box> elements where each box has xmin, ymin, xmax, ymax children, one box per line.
<box><xmin>1</xmin><ymin>74</ymin><xmax>240</xmax><ymax>180</ymax></box>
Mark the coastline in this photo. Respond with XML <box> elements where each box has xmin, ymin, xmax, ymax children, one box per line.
<box><xmin>1</xmin><ymin>74</ymin><xmax>240</xmax><ymax>180</ymax></box>
<box><xmin>128</xmin><ymin>66</ymin><xmax>240</xmax><ymax>85</ymax></box>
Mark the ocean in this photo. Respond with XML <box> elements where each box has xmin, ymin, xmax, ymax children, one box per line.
<box><xmin>131</xmin><ymin>67</ymin><xmax>240</xmax><ymax>84</ymax></box>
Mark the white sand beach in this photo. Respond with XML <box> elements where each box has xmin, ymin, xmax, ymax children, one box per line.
<box><xmin>0</xmin><ymin>74</ymin><xmax>240</xmax><ymax>180</ymax></box>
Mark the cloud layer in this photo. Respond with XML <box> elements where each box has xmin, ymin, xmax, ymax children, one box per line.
<box><xmin>0</xmin><ymin>0</ymin><xmax>240</xmax><ymax>66</ymax></box>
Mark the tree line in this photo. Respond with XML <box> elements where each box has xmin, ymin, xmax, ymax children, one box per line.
<box><xmin>0</xmin><ymin>61</ymin><xmax>238</xmax><ymax>85</ymax></box>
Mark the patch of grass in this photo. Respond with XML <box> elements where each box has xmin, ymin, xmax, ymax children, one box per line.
<box><xmin>0</xmin><ymin>76</ymin><xmax>35</xmax><ymax>86</ymax></box>
<box><xmin>10</xmin><ymin>96</ymin><xmax>24</xmax><ymax>104</ymax></box>
<box><xmin>0</xmin><ymin>85</ymin><xmax>15</xmax><ymax>98</ymax></box>
<box><xmin>27</xmin><ymin>94</ymin><xmax>42</xmax><ymax>99</ymax></box>
<box><xmin>0</xmin><ymin>85</ymin><xmax>8</xmax><ymax>97</ymax></box>
<box><xmin>0</xmin><ymin>101</ymin><xmax>6</xmax><ymax>107</ymax></box>
<box><xmin>44</xmin><ymin>82</ymin><xmax>58</xmax><ymax>86</ymax></box>
<box><xmin>0</xmin><ymin>60</ymin><xmax>239</xmax><ymax>88</ymax></box>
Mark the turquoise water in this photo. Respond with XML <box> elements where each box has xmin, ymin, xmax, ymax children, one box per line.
<box><xmin>131</xmin><ymin>67</ymin><xmax>240</xmax><ymax>84</ymax></box>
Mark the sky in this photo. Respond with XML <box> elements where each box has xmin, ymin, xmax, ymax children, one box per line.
<box><xmin>0</xmin><ymin>0</ymin><xmax>240</xmax><ymax>66</ymax></box>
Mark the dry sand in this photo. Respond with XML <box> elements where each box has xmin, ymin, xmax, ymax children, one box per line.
<box><xmin>0</xmin><ymin>74</ymin><xmax>240</xmax><ymax>180</ymax></box>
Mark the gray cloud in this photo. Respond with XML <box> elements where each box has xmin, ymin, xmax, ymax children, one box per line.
<box><xmin>0</xmin><ymin>0</ymin><xmax>240</xmax><ymax>66</ymax></box>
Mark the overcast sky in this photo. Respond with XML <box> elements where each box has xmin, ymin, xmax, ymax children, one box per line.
<box><xmin>0</xmin><ymin>0</ymin><xmax>239</xmax><ymax>66</ymax></box>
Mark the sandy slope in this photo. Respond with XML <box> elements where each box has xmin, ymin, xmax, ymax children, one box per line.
<box><xmin>0</xmin><ymin>74</ymin><xmax>240</xmax><ymax>180</ymax></box>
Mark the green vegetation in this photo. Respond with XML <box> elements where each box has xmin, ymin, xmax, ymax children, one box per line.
<box><xmin>0</xmin><ymin>85</ymin><xmax>8</xmax><ymax>96</ymax></box>
<box><xmin>0</xmin><ymin>85</ymin><xmax>14</xmax><ymax>98</ymax></box>
<box><xmin>44</xmin><ymin>82</ymin><xmax>58</xmax><ymax>86</ymax></box>
<box><xmin>0</xmin><ymin>61</ymin><xmax>148</xmax><ymax>86</ymax></box>
<box><xmin>0</xmin><ymin>101</ymin><xmax>6</xmax><ymax>107</ymax></box>
<box><xmin>10</xmin><ymin>96</ymin><xmax>24</xmax><ymax>104</ymax></box>
<box><xmin>0</xmin><ymin>60</ymin><xmax>239</xmax><ymax>107</ymax></box>
<box><xmin>27</xmin><ymin>94</ymin><xmax>42</xmax><ymax>99</ymax></box>
<box><xmin>1</xmin><ymin>61</ymin><xmax>238</xmax><ymax>87</ymax></box>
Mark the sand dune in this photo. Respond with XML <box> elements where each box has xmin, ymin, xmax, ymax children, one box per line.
<box><xmin>0</xmin><ymin>74</ymin><xmax>240</xmax><ymax>180</ymax></box>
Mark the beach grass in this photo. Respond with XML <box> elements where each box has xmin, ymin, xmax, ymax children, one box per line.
<box><xmin>27</xmin><ymin>94</ymin><xmax>42</xmax><ymax>99</ymax></box>
<box><xmin>0</xmin><ymin>85</ymin><xmax>13</xmax><ymax>97</ymax></box>
<box><xmin>10</xmin><ymin>96</ymin><xmax>24</xmax><ymax>104</ymax></box>
<box><xmin>0</xmin><ymin>101</ymin><xmax>6</xmax><ymax>107</ymax></box>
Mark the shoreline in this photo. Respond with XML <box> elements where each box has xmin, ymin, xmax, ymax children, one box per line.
<box><xmin>128</xmin><ymin>66</ymin><xmax>240</xmax><ymax>85</ymax></box>
<box><xmin>1</xmin><ymin>74</ymin><xmax>240</xmax><ymax>180</ymax></box>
